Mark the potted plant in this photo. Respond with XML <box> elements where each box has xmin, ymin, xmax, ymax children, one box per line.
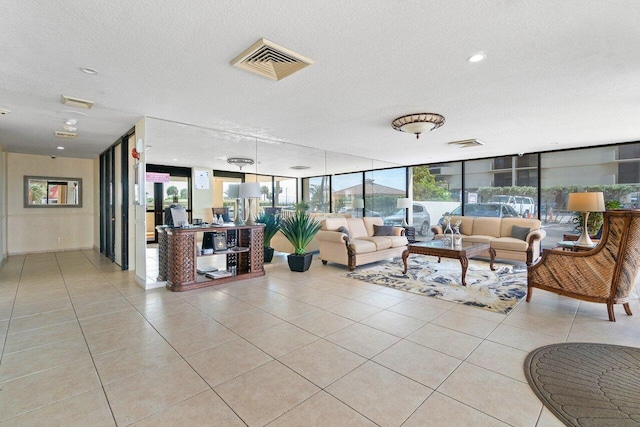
<box><xmin>571</xmin><ymin>200</ymin><xmax>622</xmax><ymax>238</ymax></box>
<box><xmin>279</xmin><ymin>203</ymin><xmax>321</xmax><ymax>272</ymax></box>
<box><xmin>255</xmin><ymin>212</ymin><xmax>281</xmax><ymax>263</ymax></box>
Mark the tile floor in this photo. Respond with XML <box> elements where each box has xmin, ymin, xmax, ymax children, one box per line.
<box><xmin>1</xmin><ymin>250</ymin><xmax>639</xmax><ymax>426</ymax></box>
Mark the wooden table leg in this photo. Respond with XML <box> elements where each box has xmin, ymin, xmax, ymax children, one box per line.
<box><xmin>402</xmin><ymin>248</ymin><xmax>410</xmax><ymax>274</ymax></box>
<box><xmin>489</xmin><ymin>248</ymin><xmax>496</xmax><ymax>271</ymax></box>
<box><xmin>459</xmin><ymin>256</ymin><xmax>469</xmax><ymax>286</ymax></box>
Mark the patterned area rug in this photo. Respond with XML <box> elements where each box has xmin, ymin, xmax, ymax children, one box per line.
<box><xmin>346</xmin><ymin>257</ymin><xmax>527</xmax><ymax>314</ymax></box>
<box><xmin>525</xmin><ymin>343</ymin><xmax>640</xmax><ymax>426</ymax></box>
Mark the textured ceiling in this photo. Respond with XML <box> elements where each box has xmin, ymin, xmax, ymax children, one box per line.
<box><xmin>0</xmin><ymin>1</ymin><xmax>639</xmax><ymax>177</ymax></box>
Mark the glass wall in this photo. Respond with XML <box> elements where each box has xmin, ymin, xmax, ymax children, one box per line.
<box><xmin>275</xmin><ymin>177</ymin><xmax>297</xmax><ymax>209</ymax></box>
<box><xmin>332</xmin><ymin>173</ymin><xmax>363</xmax><ymax>217</ymax></box>
<box><xmin>365</xmin><ymin>168</ymin><xmax>406</xmax><ymax>220</ymax></box>
<box><xmin>411</xmin><ymin>162</ymin><xmax>462</xmax><ymax>238</ymax></box>
<box><xmin>464</xmin><ymin>154</ymin><xmax>539</xmax><ymax>220</ymax></box>
<box><xmin>303</xmin><ymin>176</ymin><xmax>330</xmax><ymax>213</ymax></box>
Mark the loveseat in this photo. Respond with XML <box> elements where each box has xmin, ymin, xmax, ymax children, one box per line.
<box><xmin>430</xmin><ymin>216</ymin><xmax>546</xmax><ymax>265</ymax></box>
<box><xmin>316</xmin><ymin>217</ymin><xmax>408</xmax><ymax>270</ymax></box>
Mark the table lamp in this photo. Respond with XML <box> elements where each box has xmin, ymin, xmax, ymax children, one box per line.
<box><xmin>397</xmin><ymin>198</ymin><xmax>412</xmax><ymax>227</ymax></box>
<box><xmin>567</xmin><ymin>192</ymin><xmax>605</xmax><ymax>246</ymax></box>
<box><xmin>239</xmin><ymin>182</ymin><xmax>261</xmax><ymax>225</ymax></box>
<box><xmin>227</xmin><ymin>184</ymin><xmax>243</xmax><ymax>225</ymax></box>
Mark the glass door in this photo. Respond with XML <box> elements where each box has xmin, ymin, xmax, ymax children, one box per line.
<box><xmin>146</xmin><ymin>165</ymin><xmax>192</xmax><ymax>243</ymax></box>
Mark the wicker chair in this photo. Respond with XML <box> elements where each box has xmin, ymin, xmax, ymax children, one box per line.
<box><xmin>527</xmin><ymin>209</ymin><xmax>640</xmax><ymax>321</ymax></box>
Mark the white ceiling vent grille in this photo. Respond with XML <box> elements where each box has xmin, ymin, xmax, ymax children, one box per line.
<box><xmin>448</xmin><ymin>139</ymin><xmax>485</xmax><ymax>148</ymax></box>
<box><xmin>54</xmin><ymin>131</ymin><xmax>78</xmax><ymax>139</ymax></box>
<box><xmin>231</xmin><ymin>38</ymin><xmax>313</xmax><ymax>81</ymax></box>
<box><xmin>61</xmin><ymin>95</ymin><xmax>94</xmax><ymax>109</ymax></box>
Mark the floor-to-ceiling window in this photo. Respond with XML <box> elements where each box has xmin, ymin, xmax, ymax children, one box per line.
<box><xmin>332</xmin><ymin>173</ymin><xmax>363</xmax><ymax>217</ymax></box>
<box><xmin>303</xmin><ymin>175</ymin><xmax>330</xmax><ymax>213</ymax></box>
<box><xmin>145</xmin><ymin>165</ymin><xmax>191</xmax><ymax>242</ymax></box>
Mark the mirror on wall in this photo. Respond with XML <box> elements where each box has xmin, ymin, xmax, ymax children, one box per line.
<box><xmin>24</xmin><ymin>176</ymin><xmax>83</xmax><ymax>208</ymax></box>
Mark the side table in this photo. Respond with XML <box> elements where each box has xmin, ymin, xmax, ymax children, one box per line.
<box><xmin>556</xmin><ymin>240</ymin><xmax>598</xmax><ymax>252</ymax></box>
<box><xmin>403</xmin><ymin>226</ymin><xmax>416</xmax><ymax>243</ymax></box>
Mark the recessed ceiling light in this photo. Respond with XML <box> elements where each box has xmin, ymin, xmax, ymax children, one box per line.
<box><xmin>467</xmin><ymin>52</ymin><xmax>486</xmax><ymax>63</ymax></box>
<box><xmin>172</xmin><ymin>158</ymin><xmax>178</xmax><ymax>161</ymax></box>
<box><xmin>57</xmin><ymin>146</ymin><xmax>65</xmax><ymax>150</ymax></box>
<box><xmin>0</xmin><ymin>108</ymin><xmax>11</xmax><ymax>115</ymax></box>
<box><xmin>80</xmin><ymin>67</ymin><xmax>98</xmax><ymax>75</ymax></box>
<box><xmin>66</xmin><ymin>119</ymin><xmax>78</xmax><ymax>125</ymax></box>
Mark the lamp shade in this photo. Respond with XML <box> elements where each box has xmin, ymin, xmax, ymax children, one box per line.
<box><xmin>397</xmin><ymin>198</ymin><xmax>412</xmax><ymax>209</ymax></box>
<box><xmin>239</xmin><ymin>182</ymin><xmax>261</xmax><ymax>198</ymax></box>
<box><xmin>353</xmin><ymin>198</ymin><xmax>364</xmax><ymax>209</ymax></box>
<box><xmin>227</xmin><ymin>183</ymin><xmax>240</xmax><ymax>199</ymax></box>
<box><xmin>567</xmin><ymin>192</ymin><xmax>605</xmax><ymax>212</ymax></box>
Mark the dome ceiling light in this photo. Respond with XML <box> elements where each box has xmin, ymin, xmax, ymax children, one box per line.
<box><xmin>227</xmin><ymin>157</ymin><xmax>254</xmax><ymax>170</ymax></box>
<box><xmin>391</xmin><ymin>113</ymin><xmax>445</xmax><ymax>139</ymax></box>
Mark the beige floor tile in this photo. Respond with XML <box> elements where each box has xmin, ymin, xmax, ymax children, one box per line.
<box><xmin>0</xmin><ymin>336</ymin><xmax>90</xmax><ymax>382</ymax></box>
<box><xmin>0</xmin><ymin>358</ymin><xmax>101</xmax><ymax>422</ymax></box>
<box><xmin>387</xmin><ymin>299</ymin><xmax>449</xmax><ymax>322</ymax></box>
<box><xmin>323</xmin><ymin>299</ymin><xmax>382</xmax><ymax>321</ymax></box>
<box><xmin>104</xmin><ymin>359</ymin><xmax>208</xmax><ymax>426</ymax></box>
<box><xmin>215</xmin><ymin>360</ymin><xmax>319</xmax><ymax>427</ymax></box>
<box><xmin>289</xmin><ymin>310</ymin><xmax>354</xmax><ymax>337</ymax></box>
<box><xmin>403</xmin><ymin>392</ymin><xmax>509</xmax><ymax>427</ymax></box>
<box><xmin>322</xmin><ymin>283</ymin><xmax>373</xmax><ymax>299</ymax></box>
<box><xmin>136</xmin><ymin>298</ymin><xmax>199</xmax><ymax>321</ymax></box>
<box><xmin>438</xmin><ymin>362</ymin><xmax>542</xmax><ymax>427</ymax></box>
<box><xmin>10</xmin><ymin>297</ymin><xmax>72</xmax><ymax>319</ymax></box>
<box><xmin>279</xmin><ymin>339</ymin><xmax>366</xmax><ymax>388</ymax></box>
<box><xmin>450</xmin><ymin>303</ymin><xmax>509</xmax><ymax>323</ymax></box>
<box><xmin>3</xmin><ymin>320</ymin><xmax>84</xmax><ymax>354</ymax></box>
<box><xmin>245</xmin><ymin>322</ymin><xmax>319</xmax><ymax>358</ymax></box>
<box><xmin>360</xmin><ymin>310</ymin><xmax>426</xmax><ymax>337</ymax></box>
<box><xmin>94</xmin><ymin>337</ymin><xmax>181</xmax><ymax>385</ymax></box>
<box><xmin>406</xmin><ymin>323</ymin><xmax>483</xmax><ymax>359</ymax></box>
<box><xmin>14</xmin><ymin>288</ymin><xmax>69</xmax><ymax>306</ymax></box>
<box><xmin>407</xmin><ymin>293</ymin><xmax>459</xmax><ymax>310</ymax></box>
<box><xmin>84</xmin><ymin>321</ymin><xmax>162</xmax><ymax>356</ymax></box>
<box><xmin>198</xmin><ymin>298</ymin><xmax>256</xmax><ymax>321</ymax></box>
<box><xmin>218</xmin><ymin>308</ymin><xmax>284</xmax><ymax>337</ymax></box>
<box><xmin>79</xmin><ymin>308</ymin><xmax>146</xmax><ymax>336</ymax></box>
<box><xmin>0</xmin><ymin>388</ymin><xmax>115</xmax><ymax>427</ymax></box>
<box><xmin>487</xmin><ymin>324</ymin><xmax>563</xmax><ymax>352</ymax></box>
<box><xmin>352</xmin><ymin>291</ymin><xmax>405</xmax><ymax>309</ymax></box>
<box><xmin>373</xmin><ymin>285</ymin><xmax>415</xmax><ymax>300</ymax></box>
<box><xmin>325</xmin><ymin>323</ymin><xmax>400</xmax><ymax>358</ymax></box>
<box><xmin>294</xmin><ymin>290</ymin><xmax>350</xmax><ymax>309</ymax></box>
<box><xmin>236</xmin><ymin>289</ymin><xmax>293</xmax><ymax>308</ymax></box>
<box><xmin>268</xmin><ymin>391</ymin><xmax>377</xmax><ymax>427</ymax></box>
<box><xmin>74</xmin><ymin>296</ymin><xmax>133</xmax><ymax>319</ymax></box>
<box><xmin>71</xmin><ymin>287</ymin><xmax>124</xmax><ymax>306</ymax></box>
<box><xmin>187</xmin><ymin>338</ymin><xmax>273</xmax><ymax>387</ymax></box>
<box><xmin>430</xmin><ymin>310</ymin><xmax>500</xmax><ymax>338</ymax></box>
<box><xmin>502</xmin><ymin>310</ymin><xmax>573</xmax><ymax>338</ymax></box>
<box><xmin>373</xmin><ymin>340</ymin><xmax>462</xmax><ymax>388</ymax></box>
<box><xmin>161</xmin><ymin>320</ymin><xmax>238</xmax><ymax>356</ymax></box>
<box><xmin>466</xmin><ymin>340</ymin><xmax>529</xmax><ymax>383</ymax></box>
<box><xmin>260</xmin><ymin>299</ymin><xmax>320</xmax><ymax>321</ymax></box>
<box><xmin>326</xmin><ymin>361</ymin><xmax>432</xmax><ymax>427</ymax></box>
<box><xmin>535</xmin><ymin>407</ymin><xmax>565</xmax><ymax>427</ymax></box>
<box><xmin>130</xmin><ymin>390</ymin><xmax>244</xmax><ymax>427</ymax></box>
<box><xmin>8</xmin><ymin>308</ymin><xmax>78</xmax><ymax>334</ymax></box>
<box><xmin>146</xmin><ymin>307</ymin><xmax>213</xmax><ymax>335</ymax></box>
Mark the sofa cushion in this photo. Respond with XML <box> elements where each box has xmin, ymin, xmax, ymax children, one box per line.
<box><xmin>500</xmin><ymin>218</ymin><xmax>541</xmax><ymax>238</ymax></box>
<box><xmin>446</xmin><ymin>216</ymin><xmax>473</xmax><ymax>235</ymax></box>
<box><xmin>464</xmin><ymin>235</ymin><xmax>495</xmax><ymax>244</ymax></box>
<box><xmin>472</xmin><ymin>217</ymin><xmax>501</xmax><ymax>237</ymax></box>
<box><xmin>350</xmin><ymin>238</ymin><xmax>377</xmax><ymax>254</ymax></box>
<box><xmin>347</xmin><ymin>218</ymin><xmax>369</xmax><ymax>239</ymax></box>
<box><xmin>323</xmin><ymin>217</ymin><xmax>349</xmax><ymax>231</ymax></box>
<box><xmin>388</xmin><ymin>235</ymin><xmax>409</xmax><ymax>247</ymax></box>
<box><xmin>362</xmin><ymin>217</ymin><xmax>384</xmax><ymax>236</ymax></box>
<box><xmin>491</xmin><ymin>237</ymin><xmax>529</xmax><ymax>252</ymax></box>
<box><xmin>360</xmin><ymin>236</ymin><xmax>393</xmax><ymax>250</ymax></box>
<box><xmin>510</xmin><ymin>225</ymin><xmax>530</xmax><ymax>241</ymax></box>
<box><xmin>373</xmin><ymin>225</ymin><xmax>394</xmax><ymax>236</ymax></box>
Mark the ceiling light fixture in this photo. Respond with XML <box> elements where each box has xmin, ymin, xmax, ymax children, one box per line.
<box><xmin>57</xmin><ymin>146</ymin><xmax>64</xmax><ymax>150</ymax></box>
<box><xmin>391</xmin><ymin>113</ymin><xmax>445</xmax><ymax>139</ymax></box>
<box><xmin>80</xmin><ymin>67</ymin><xmax>98</xmax><ymax>75</ymax></box>
<box><xmin>66</xmin><ymin>119</ymin><xmax>78</xmax><ymax>125</ymax></box>
<box><xmin>0</xmin><ymin>108</ymin><xmax>11</xmax><ymax>115</ymax></box>
<box><xmin>227</xmin><ymin>157</ymin><xmax>255</xmax><ymax>170</ymax></box>
<box><xmin>468</xmin><ymin>52</ymin><xmax>486</xmax><ymax>63</ymax></box>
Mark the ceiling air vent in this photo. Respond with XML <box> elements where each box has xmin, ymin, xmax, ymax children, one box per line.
<box><xmin>61</xmin><ymin>95</ymin><xmax>94</xmax><ymax>109</ymax></box>
<box><xmin>230</xmin><ymin>38</ymin><xmax>313</xmax><ymax>81</ymax></box>
<box><xmin>448</xmin><ymin>139</ymin><xmax>485</xmax><ymax>148</ymax></box>
<box><xmin>289</xmin><ymin>165</ymin><xmax>311</xmax><ymax>170</ymax></box>
<box><xmin>54</xmin><ymin>131</ymin><xmax>78</xmax><ymax>139</ymax></box>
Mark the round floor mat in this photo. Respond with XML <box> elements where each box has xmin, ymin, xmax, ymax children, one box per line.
<box><xmin>524</xmin><ymin>343</ymin><xmax>640</xmax><ymax>426</ymax></box>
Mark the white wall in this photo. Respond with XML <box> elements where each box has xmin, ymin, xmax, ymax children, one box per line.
<box><xmin>0</xmin><ymin>144</ymin><xmax>7</xmax><ymax>265</ymax></box>
<box><xmin>7</xmin><ymin>153</ymin><xmax>94</xmax><ymax>254</ymax></box>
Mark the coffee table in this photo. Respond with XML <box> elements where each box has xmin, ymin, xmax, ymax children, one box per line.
<box><xmin>402</xmin><ymin>240</ymin><xmax>496</xmax><ymax>286</ymax></box>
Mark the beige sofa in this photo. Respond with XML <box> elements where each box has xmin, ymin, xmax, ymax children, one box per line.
<box><xmin>316</xmin><ymin>217</ymin><xmax>408</xmax><ymax>271</ymax></box>
<box><xmin>431</xmin><ymin>216</ymin><xmax>546</xmax><ymax>265</ymax></box>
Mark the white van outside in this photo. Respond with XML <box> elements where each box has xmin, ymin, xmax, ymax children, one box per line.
<box><xmin>492</xmin><ymin>195</ymin><xmax>536</xmax><ymax>217</ymax></box>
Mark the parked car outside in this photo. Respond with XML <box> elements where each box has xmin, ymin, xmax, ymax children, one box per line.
<box><xmin>384</xmin><ymin>202</ymin><xmax>431</xmax><ymax>235</ymax></box>
<box><xmin>438</xmin><ymin>203</ymin><xmax>519</xmax><ymax>226</ymax></box>
<box><xmin>491</xmin><ymin>195</ymin><xmax>536</xmax><ymax>216</ymax></box>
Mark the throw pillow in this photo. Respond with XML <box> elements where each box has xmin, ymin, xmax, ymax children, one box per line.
<box><xmin>337</xmin><ymin>226</ymin><xmax>350</xmax><ymax>238</ymax></box>
<box><xmin>511</xmin><ymin>225</ymin><xmax>530</xmax><ymax>241</ymax></box>
<box><xmin>373</xmin><ymin>225</ymin><xmax>394</xmax><ymax>236</ymax></box>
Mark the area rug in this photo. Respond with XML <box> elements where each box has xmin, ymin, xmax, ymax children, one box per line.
<box><xmin>345</xmin><ymin>257</ymin><xmax>527</xmax><ymax>314</ymax></box>
<box><xmin>524</xmin><ymin>343</ymin><xmax>640</xmax><ymax>426</ymax></box>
